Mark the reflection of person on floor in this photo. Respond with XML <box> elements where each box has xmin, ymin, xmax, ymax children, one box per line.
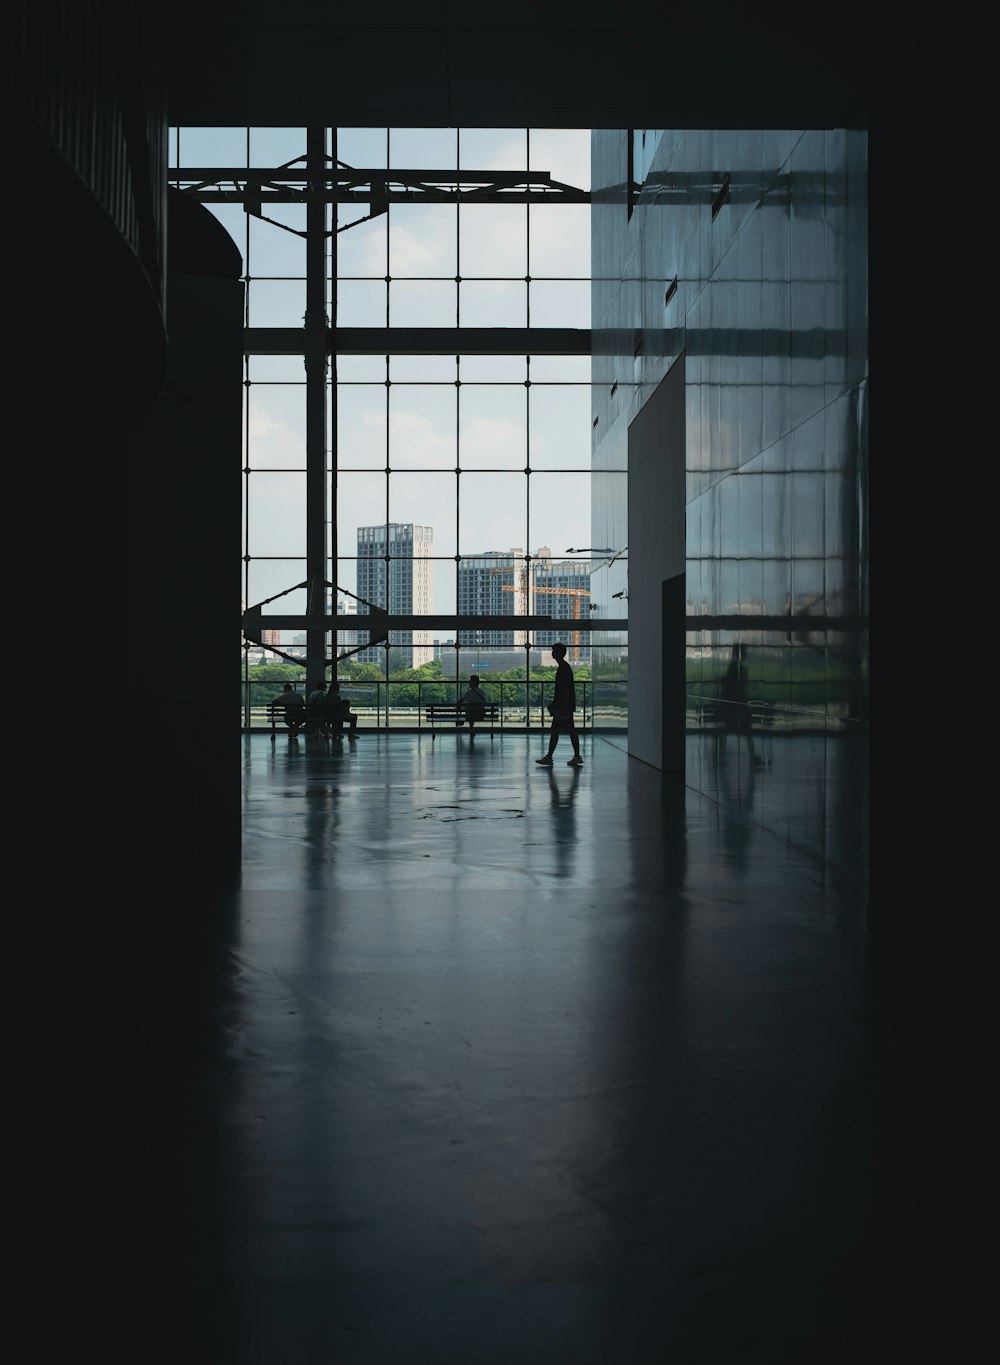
<box><xmin>718</xmin><ymin>643</ymin><xmax>758</xmax><ymax>764</ymax></box>
<box><xmin>536</xmin><ymin>642</ymin><xmax>583</xmax><ymax>767</ymax></box>
<box><xmin>325</xmin><ymin>681</ymin><xmax>359</xmax><ymax>736</ymax></box>
<box><xmin>547</xmin><ymin>761</ymin><xmax>581</xmax><ymax>876</ymax></box>
<box><xmin>273</xmin><ymin>682</ymin><xmax>306</xmax><ymax>737</ymax></box>
<box><xmin>458</xmin><ymin>675</ymin><xmax>489</xmax><ymax>734</ymax></box>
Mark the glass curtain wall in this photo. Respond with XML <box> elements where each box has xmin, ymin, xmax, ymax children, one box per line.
<box><xmin>170</xmin><ymin>127</ymin><xmax>626</xmax><ymax>726</ymax></box>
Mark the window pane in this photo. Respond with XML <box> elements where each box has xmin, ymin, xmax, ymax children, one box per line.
<box><xmin>389</xmin><ymin>128</ymin><xmax>457</xmax><ymax>169</ymax></box>
<box><xmin>460</xmin><ymin>354</ymin><xmax>527</xmax><ymax>383</ymax></box>
<box><xmin>338</xmin><ymin>472</ymin><xmax>388</xmax><ymax>565</ymax></box>
<box><xmin>337</xmin><ymin>280</ymin><xmax>386</xmax><ymax>327</ymax></box>
<box><xmin>248</xmin><ymin>127</ymin><xmax>307</xmax><ymax>167</ymax></box>
<box><xmin>336</xmin><ymin>128</ymin><xmax>388</xmax><ymax>167</ymax></box>
<box><xmin>459</xmin><ymin>473</ymin><xmax>527</xmax><ymax>553</ymax></box>
<box><xmin>389</xmin><ymin>280</ymin><xmax>456</xmax><ymax>327</ymax></box>
<box><xmin>335</xmin><ymin>356</ymin><xmax>387</xmax><ymax>382</ymax></box>
<box><xmin>531</xmin><ymin>549</ymin><xmax>593</xmax><ymax>661</ymax></box>
<box><xmin>248</xmin><ymin>280</ymin><xmax>306</xmax><ymax>327</ymax></box>
<box><xmin>336</xmin><ymin>560</ymin><xmax>365</xmax><ymax>615</ymax></box>
<box><xmin>336</xmin><ymin>210</ymin><xmax>387</xmax><ymax>277</ymax></box>
<box><xmin>389</xmin><ymin>475</ymin><xmax>457</xmax><ymax>561</ymax></box>
<box><xmin>248</xmin><ymin>209</ymin><xmax>307</xmax><ymax>276</ymax></box>
<box><xmin>389</xmin><ymin>387</ymin><xmax>456</xmax><ymax>468</ymax></box>
<box><xmin>248</xmin><ymin>356</ymin><xmax>304</xmax><ymax>382</ymax></box>
<box><xmin>337</xmin><ymin>386</ymin><xmax>386</xmax><ymax>469</ymax></box>
<box><xmin>176</xmin><ymin>127</ymin><xmax>247</xmax><ymax>166</ymax></box>
<box><xmin>528</xmin><ymin>204</ymin><xmax>590</xmax><ymax>277</ymax></box>
<box><xmin>246</xmin><ymin>385</ymin><xmax>306</xmax><ymax>469</ymax></box>
<box><xmin>459</xmin><ymin>386</ymin><xmax>527</xmax><ymax>468</ymax></box>
<box><xmin>528</xmin><ymin>129</ymin><xmax>591</xmax><ymax>191</ymax></box>
<box><xmin>389</xmin><ymin>204</ymin><xmax>457</xmax><ymax>276</ymax></box>
<box><xmin>246</xmin><ymin>471</ymin><xmax>307</xmax><ymax>556</ymax></box>
<box><xmin>455</xmin><ymin>650</ymin><xmax>529</xmax><ymax>688</ymax></box>
<box><xmin>460</xmin><ymin>281</ymin><xmax>526</xmax><ymax>327</ymax></box>
<box><xmin>529</xmin><ymin>472</ymin><xmax>591</xmax><ymax>555</ymax></box>
<box><xmin>528</xmin><ymin>356</ymin><xmax>589</xmax><ymax>383</ymax></box>
<box><xmin>529</xmin><ymin>280</ymin><xmax>590</xmax><ymax>328</ymax></box>
<box><xmin>457</xmin><ymin>129</ymin><xmax>527</xmax><ymax>171</ymax></box>
<box><xmin>529</xmin><ymin>386</ymin><xmax>592</xmax><ymax>468</ymax></box>
<box><xmin>244</xmin><ymin>562</ymin><xmax>306</xmax><ymax>613</ymax></box>
<box><xmin>459</xmin><ymin>205</ymin><xmax>526</xmax><ymax>276</ymax></box>
<box><xmin>389</xmin><ymin>355</ymin><xmax>457</xmax><ymax>382</ymax></box>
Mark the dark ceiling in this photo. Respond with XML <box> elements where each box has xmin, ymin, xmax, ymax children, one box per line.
<box><xmin>165</xmin><ymin>1</ymin><xmax>875</xmax><ymax>131</ymax></box>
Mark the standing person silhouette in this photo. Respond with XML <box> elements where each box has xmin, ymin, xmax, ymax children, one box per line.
<box><xmin>458</xmin><ymin>674</ymin><xmax>489</xmax><ymax>735</ymax></box>
<box><xmin>536</xmin><ymin>642</ymin><xmax>583</xmax><ymax>766</ymax></box>
<box><xmin>718</xmin><ymin>643</ymin><xmax>757</xmax><ymax>764</ymax></box>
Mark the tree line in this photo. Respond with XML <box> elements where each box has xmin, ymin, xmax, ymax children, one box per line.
<box><xmin>241</xmin><ymin>658</ymin><xmax>602</xmax><ymax>708</ymax></box>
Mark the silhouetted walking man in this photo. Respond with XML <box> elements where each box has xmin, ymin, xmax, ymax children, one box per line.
<box><xmin>536</xmin><ymin>642</ymin><xmax>582</xmax><ymax>766</ymax></box>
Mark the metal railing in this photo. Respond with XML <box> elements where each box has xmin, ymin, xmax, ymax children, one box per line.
<box><xmin>243</xmin><ymin>678</ymin><xmax>628</xmax><ymax>731</ymax></box>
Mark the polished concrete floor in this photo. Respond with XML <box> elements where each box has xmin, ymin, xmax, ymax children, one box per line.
<box><xmin>123</xmin><ymin>732</ymin><xmax>959</xmax><ymax>1364</ymax></box>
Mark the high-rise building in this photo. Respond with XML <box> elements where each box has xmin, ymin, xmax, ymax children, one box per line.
<box><xmin>532</xmin><ymin>546</ymin><xmax>592</xmax><ymax>662</ymax></box>
<box><xmin>457</xmin><ymin>550</ymin><xmax>529</xmax><ymax>649</ymax></box>
<box><xmin>335</xmin><ymin>598</ymin><xmax>358</xmax><ymax>652</ymax></box>
<box><xmin>355</xmin><ymin>524</ymin><xmax>434</xmax><ymax>668</ymax></box>
<box><xmin>456</xmin><ymin>547</ymin><xmax>591</xmax><ymax>662</ymax></box>
<box><xmin>261</xmin><ymin>627</ymin><xmax>283</xmax><ymax>659</ymax></box>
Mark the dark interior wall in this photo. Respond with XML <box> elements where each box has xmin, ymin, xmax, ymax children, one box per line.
<box><xmin>162</xmin><ymin>2</ymin><xmax>869</xmax><ymax>130</ymax></box>
<box><xmin>124</xmin><ymin>192</ymin><xmax>244</xmax><ymax>852</ymax></box>
<box><xmin>11</xmin><ymin>2</ymin><xmax>169</xmax><ymax>427</ymax></box>
<box><xmin>626</xmin><ymin>358</ymin><xmax>686</xmax><ymax>771</ymax></box>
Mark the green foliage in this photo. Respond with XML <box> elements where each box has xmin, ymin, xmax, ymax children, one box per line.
<box><xmin>244</xmin><ymin>662</ymin><xmax>307</xmax><ymax>706</ymax></box>
<box><xmin>337</xmin><ymin>661</ymin><xmax>383</xmax><ymax>682</ymax></box>
<box><xmin>243</xmin><ymin>656</ymin><xmax>609</xmax><ymax>713</ymax></box>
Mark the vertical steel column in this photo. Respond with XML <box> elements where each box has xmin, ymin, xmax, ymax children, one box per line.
<box><xmin>305</xmin><ymin>126</ymin><xmax>328</xmax><ymax>688</ymax></box>
<box><xmin>329</xmin><ymin>129</ymin><xmax>338</xmax><ymax>680</ymax></box>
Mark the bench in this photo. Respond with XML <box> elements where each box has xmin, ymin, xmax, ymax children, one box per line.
<box><xmin>424</xmin><ymin>702</ymin><xmax>500</xmax><ymax>738</ymax></box>
<box><xmin>266</xmin><ymin>702</ymin><xmax>360</xmax><ymax>742</ymax></box>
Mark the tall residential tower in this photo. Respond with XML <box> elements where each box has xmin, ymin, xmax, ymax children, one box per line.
<box><xmin>355</xmin><ymin>524</ymin><xmax>434</xmax><ymax>668</ymax></box>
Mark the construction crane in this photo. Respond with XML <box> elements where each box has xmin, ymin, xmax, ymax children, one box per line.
<box><xmin>485</xmin><ymin>562</ymin><xmax>592</xmax><ymax>652</ymax></box>
<box><xmin>528</xmin><ymin>584</ymin><xmax>590</xmax><ymax>658</ymax></box>
<box><xmin>487</xmin><ymin>563</ymin><xmax>532</xmax><ymax>631</ymax></box>
<box><xmin>490</xmin><ymin>565</ymin><xmax>590</xmax><ymax>657</ymax></box>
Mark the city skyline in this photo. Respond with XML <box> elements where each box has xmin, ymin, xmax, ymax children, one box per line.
<box><xmin>249</xmin><ymin>522</ymin><xmax>593</xmax><ymax>669</ymax></box>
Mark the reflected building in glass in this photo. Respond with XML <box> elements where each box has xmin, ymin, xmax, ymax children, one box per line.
<box><xmin>590</xmin><ymin>129</ymin><xmax>869</xmax><ymax>883</ymax></box>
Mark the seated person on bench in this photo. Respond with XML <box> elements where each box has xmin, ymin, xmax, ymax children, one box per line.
<box><xmin>458</xmin><ymin>675</ymin><xmax>489</xmax><ymax>731</ymax></box>
<box><xmin>308</xmin><ymin>679</ymin><xmax>330</xmax><ymax>734</ymax></box>
<box><xmin>325</xmin><ymin>681</ymin><xmax>359</xmax><ymax>735</ymax></box>
<box><xmin>272</xmin><ymin>682</ymin><xmax>306</xmax><ymax>736</ymax></box>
